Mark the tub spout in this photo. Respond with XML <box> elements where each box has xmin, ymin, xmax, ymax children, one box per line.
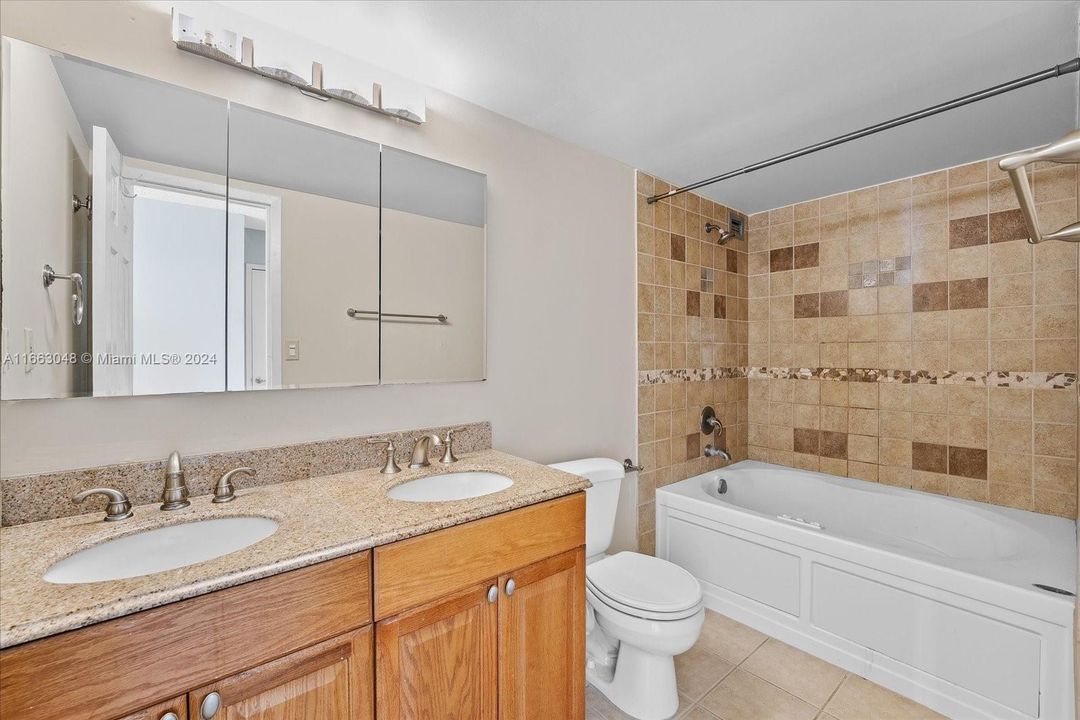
<box><xmin>704</xmin><ymin>444</ymin><xmax>731</xmax><ymax>461</ymax></box>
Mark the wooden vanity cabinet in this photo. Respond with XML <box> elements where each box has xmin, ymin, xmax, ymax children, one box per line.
<box><xmin>0</xmin><ymin>493</ymin><xmax>585</xmax><ymax>720</ymax></box>
<box><xmin>190</xmin><ymin>627</ymin><xmax>373</xmax><ymax>720</ymax></box>
<box><xmin>498</xmin><ymin>549</ymin><xmax>585</xmax><ymax>720</ymax></box>
<box><xmin>0</xmin><ymin>553</ymin><xmax>373</xmax><ymax>720</ymax></box>
<box><xmin>374</xmin><ymin>494</ymin><xmax>586</xmax><ymax>720</ymax></box>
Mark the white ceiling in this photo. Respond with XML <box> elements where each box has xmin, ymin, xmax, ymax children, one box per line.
<box><xmin>216</xmin><ymin>1</ymin><xmax>1080</xmax><ymax>212</ymax></box>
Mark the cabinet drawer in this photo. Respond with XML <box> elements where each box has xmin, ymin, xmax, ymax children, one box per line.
<box><xmin>374</xmin><ymin>493</ymin><xmax>585</xmax><ymax>619</ymax></box>
<box><xmin>0</xmin><ymin>552</ymin><xmax>371</xmax><ymax>720</ymax></box>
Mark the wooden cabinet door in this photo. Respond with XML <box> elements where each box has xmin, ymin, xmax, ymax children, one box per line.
<box><xmin>115</xmin><ymin>695</ymin><xmax>187</xmax><ymax>720</ymax></box>
<box><xmin>189</xmin><ymin>627</ymin><xmax>372</xmax><ymax>720</ymax></box>
<box><xmin>376</xmin><ymin>581</ymin><xmax>499</xmax><ymax>720</ymax></box>
<box><xmin>499</xmin><ymin>548</ymin><xmax>585</xmax><ymax>720</ymax></box>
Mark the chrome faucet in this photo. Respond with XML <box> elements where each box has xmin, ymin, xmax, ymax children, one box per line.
<box><xmin>74</xmin><ymin>487</ymin><xmax>133</xmax><ymax>522</ymax></box>
<box><xmin>160</xmin><ymin>450</ymin><xmax>191</xmax><ymax>510</ymax></box>
<box><xmin>213</xmin><ymin>467</ymin><xmax>256</xmax><ymax>503</ymax></box>
<box><xmin>700</xmin><ymin>406</ymin><xmax>732</xmax><ymax>461</ymax></box>
<box><xmin>440</xmin><ymin>428</ymin><xmax>461</xmax><ymax>464</ymax></box>
<box><xmin>704</xmin><ymin>445</ymin><xmax>732</xmax><ymax>461</ymax></box>
<box><xmin>409</xmin><ymin>433</ymin><xmax>443</xmax><ymax>469</ymax></box>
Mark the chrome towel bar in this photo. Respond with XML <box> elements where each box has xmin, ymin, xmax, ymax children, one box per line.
<box><xmin>999</xmin><ymin>128</ymin><xmax>1080</xmax><ymax>244</ymax></box>
<box><xmin>346</xmin><ymin>308</ymin><xmax>448</xmax><ymax>322</ymax></box>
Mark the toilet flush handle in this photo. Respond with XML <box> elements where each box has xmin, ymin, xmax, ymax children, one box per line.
<box><xmin>505</xmin><ymin>578</ymin><xmax>516</xmax><ymax>597</ymax></box>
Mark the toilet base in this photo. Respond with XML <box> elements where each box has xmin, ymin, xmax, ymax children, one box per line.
<box><xmin>587</xmin><ymin>641</ymin><xmax>680</xmax><ymax>720</ymax></box>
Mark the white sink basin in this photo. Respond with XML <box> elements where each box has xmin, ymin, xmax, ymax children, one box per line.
<box><xmin>43</xmin><ymin>517</ymin><xmax>279</xmax><ymax>584</ymax></box>
<box><xmin>387</xmin><ymin>471</ymin><xmax>513</xmax><ymax>502</ymax></box>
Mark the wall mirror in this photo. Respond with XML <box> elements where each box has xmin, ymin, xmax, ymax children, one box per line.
<box><xmin>0</xmin><ymin>37</ymin><xmax>486</xmax><ymax>400</ymax></box>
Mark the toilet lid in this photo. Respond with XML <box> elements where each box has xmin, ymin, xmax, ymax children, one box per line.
<box><xmin>586</xmin><ymin>552</ymin><xmax>702</xmax><ymax>615</ymax></box>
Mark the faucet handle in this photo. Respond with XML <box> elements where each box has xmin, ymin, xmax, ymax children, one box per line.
<box><xmin>74</xmin><ymin>487</ymin><xmax>133</xmax><ymax>522</ymax></box>
<box><xmin>440</xmin><ymin>428</ymin><xmax>463</xmax><ymax>464</ymax></box>
<box><xmin>368</xmin><ymin>438</ymin><xmax>401</xmax><ymax>474</ymax></box>
<box><xmin>213</xmin><ymin>467</ymin><xmax>256</xmax><ymax>503</ymax></box>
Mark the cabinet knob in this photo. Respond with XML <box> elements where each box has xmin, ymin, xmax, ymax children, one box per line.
<box><xmin>200</xmin><ymin>691</ymin><xmax>221</xmax><ymax>719</ymax></box>
<box><xmin>505</xmin><ymin>578</ymin><xmax>516</xmax><ymax>597</ymax></box>
<box><xmin>160</xmin><ymin>713</ymin><xmax>179</xmax><ymax>720</ymax></box>
<box><xmin>487</xmin><ymin>584</ymin><xmax>498</xmax><ymax>603</ymax></box>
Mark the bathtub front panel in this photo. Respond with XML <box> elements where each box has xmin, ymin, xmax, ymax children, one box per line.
<box><xmin>811</xmin><ymin>563</ymin><xmax>1041</xmax><ymax>717</ymax></box>
<box><xmin>665</xmin><ymin>514</ymin><xmax>800</xmax><ymax>616</ymax></box>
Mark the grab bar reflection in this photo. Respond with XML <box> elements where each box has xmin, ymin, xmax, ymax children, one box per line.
<box><xmin>346</xmin><ymin>308</ymin><xmax>448</xmax><ymax>323</ymax></box>
<box><xmin>42</xmin><ymin>264</ymin><xmax>84</xmax><ymax>326</ymax></box>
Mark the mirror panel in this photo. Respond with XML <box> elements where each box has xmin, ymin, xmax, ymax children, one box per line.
<box><xmin>1</xmin><ymin>37</ymin><xmax>229</xmax><ymax>399</ymax></box>
<box><xmin>226</xmin><ymin>105</ymin><xmax>380</xmax><ymax>390</ymax></box>
<box><xmin>380</xmin><ymin>147</ymin><xmax>486</xmax><ymax>383</ymax></box>
<box><xmin>1</xmin><ymin>37</ymin><xmax>486</xmax><ymax>400</ymax></box>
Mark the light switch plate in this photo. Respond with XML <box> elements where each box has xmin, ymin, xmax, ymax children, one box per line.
<box><xmin>23</xmin><ymin>328</ymin><xmax>34</xmax><ymax>373</ymax></box>
<box><xmin>286</xmin><ymin>339</ymin><xmax>300</xmax><ymax>361</ymax></box>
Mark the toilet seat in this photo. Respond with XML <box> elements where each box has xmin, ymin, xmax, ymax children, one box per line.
<box><xmin>586</xmin><ymin>551</ymin><xmax>703</xmax><ymax>621</ymax></box>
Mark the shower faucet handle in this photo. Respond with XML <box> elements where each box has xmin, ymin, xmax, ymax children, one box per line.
<box><xmin>700</xmin><ymin>406</ymin><xmax>724</xmax><ymax>435</ymax></box>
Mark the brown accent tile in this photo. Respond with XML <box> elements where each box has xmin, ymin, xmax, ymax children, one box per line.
<box><xmin>671</xmin><ymin>234</ymin><xmax>686</xmax><ymax>262</ymax></box>
<box><xmin>948</xmin><ymin>446</ymin><xmax>987</xmax><ymax>480</ymax></box>
<box><xmin>686</xmin><ymin>433</ymin><xmax>700</xmax><ymax>461</ymax></box>
<box><xmin>714</xmin><ymin>295</ymin><xmax>727</xmax><ymax>319</ymax></box>
<box><xmin>726</xmin><ymin>249</ymin><xmax>739</xmax><ymax>273</ymax></box>
<box><xmin>793</xmin><ymin>428</ymin><xmax>820</xmax><ymax>455</ymax></box>
<box><xmin>948</xmin><ymin>277</ymin><xmax>988</xmax><ymax>310</ymax></box>
<box><xmin>989</xmin><ymin>209</ymin><xmax>1027</xmax><ymax>244</ymax></box>
<box><xmin>948</xmin><ymin>215</ymin><xmax>987</xmax><ymax>249</ymax></box>
<box><xmin>793</xmin><ymin>243</ymin><xmax>820</xmax><ymax>270</ymax></box>
<box><xmin>770</xmin><ymin>247</ymin><xmax>794</xmax><ymax>272</ymax></box>
<box><xmin>819</xmin><ymin>290</ymin><xmax>849</xmax><ymax>317</ymax></box>
<box><xmin>686</xmin><ymin>290</ymin><xmax>700</xmax><ymax>316</ymax></box>
<box><xmin>820</xmin><ymin>431</ymin><xmax>848</xmax><ymax>459</ymax></box>
<box><xmin>793</xmin><ymin>293</ymin><xmax>820</xmax><ymax>319</ymax></box>
<box><xmin>911</xmin><ymin>442</ymin><xmax>948</xmax><ymax>473</ymax></box>
<box><xmin>912</xmin><ymin>282</ymin><xmax>948</xmax><ymax>312</ymax></box>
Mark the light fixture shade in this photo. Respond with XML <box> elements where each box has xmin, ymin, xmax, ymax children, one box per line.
<box><xmin>171</xmin><ymin>11</ymin><xmax>242</xmax><ymax>64</ymax></box>
<box><xmin>322</xmin><ymin>66</ymin><xmax>376</xmax><ymax>106</ymax></box>
<box><xmin>255</xmin><ymin>36</ymin><xmax>311</xmax><ymax>85</ymax></box>
<box><xmin>380</xmin><ymin>84</ymin><xmax>427</xmax><ymax>124</ymax></box>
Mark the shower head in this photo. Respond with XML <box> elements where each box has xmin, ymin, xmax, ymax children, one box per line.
<box><xmin>705</xmin><ymin>222</ymin><xmax>733</xmax><ymax>244</ymax></box>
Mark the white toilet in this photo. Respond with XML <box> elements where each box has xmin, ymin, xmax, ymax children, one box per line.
<box><xmin>549</xmin><ymin>458</ymin><xmax>704</xmax><ymax>720</ymax></box>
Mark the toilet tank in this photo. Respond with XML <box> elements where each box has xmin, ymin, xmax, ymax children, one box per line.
<box><xmin>548</xmin><ymin>458</ymin><xmax>625</xmax><ymax>559</ymax></box>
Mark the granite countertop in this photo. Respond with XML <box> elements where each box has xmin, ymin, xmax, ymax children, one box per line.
<box><xmin>0</xmin><ymin>450</ymin><xmax>590</xmax><ymax>648</ymax></box>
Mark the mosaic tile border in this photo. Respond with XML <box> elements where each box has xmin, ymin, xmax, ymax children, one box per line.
<box><xmin>639</xmin><ymin>367</ymin><xmax>1076</xmax><ymax>389</ymax></box>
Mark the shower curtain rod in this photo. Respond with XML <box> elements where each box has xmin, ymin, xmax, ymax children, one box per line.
<box><xmin>646</xmin><ymin>56</ymin><xmax>1080</xmax><ymax>205</ymax></box>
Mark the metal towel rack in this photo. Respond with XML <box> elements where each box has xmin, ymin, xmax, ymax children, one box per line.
<box><xmin>998</xmin><ymin>128</ymin><xmax>1080</xmax><ymax>244</ymax></box>
<box><xmin>346</xmin><ymin>308</ymin><xmax>448</xmax><ymax>323</ymax></box>
<box><xmin>42</xmin><ymin>264</ymin><xmax>84</xmax><ymax>326</ymax></box>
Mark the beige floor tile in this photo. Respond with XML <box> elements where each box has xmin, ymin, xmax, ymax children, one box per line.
<box><xmin>741</xmin><ymin>638</ymin><xmax>847</xmax><ymax>707</ymax></box>
<box><xmin>682</xmin><ymin>707</ymin><xmax>721</xmax><ymax>720</ymax></box>
<box><xmin>824</xmin><ymin>676</ymin><xmax>946</xmax><ymax>720</ymax></box>
<box><xmin>676</xmin><ymin>645</ymin><xmax>736</xmax><ymax>701</ymax></box>
<box><xmin>701</xmin><ymin>669</ymin><xmax>818</xmax><ymax>720</ymax></box>
<box><xmin>694</xmin><ymin>610</ymin><xmax>768</xmax><ymax>664</ymax></box>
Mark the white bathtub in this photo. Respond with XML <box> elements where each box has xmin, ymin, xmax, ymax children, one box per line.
<box><xmin>656</xmin><ymin>460</ymin><xmax>1076</xmax><ymax>720</ymax></box>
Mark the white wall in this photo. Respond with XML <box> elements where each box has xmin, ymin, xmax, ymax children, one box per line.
<box><xmin>0</xmin><ymin>0</ymin><xmax>638</xmax><ymax>550</ymax></box>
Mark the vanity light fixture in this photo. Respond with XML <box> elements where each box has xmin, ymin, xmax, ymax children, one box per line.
<box><xmin>170</xmin><ymin>10</ymin><xmax>426</xmax><ymax>124</ymax></box>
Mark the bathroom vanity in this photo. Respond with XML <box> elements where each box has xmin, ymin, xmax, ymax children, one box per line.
<box><xmin>0</xmin><ymin>451</ymin><xmax>587</xmax><ymax>720</ymax></box>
